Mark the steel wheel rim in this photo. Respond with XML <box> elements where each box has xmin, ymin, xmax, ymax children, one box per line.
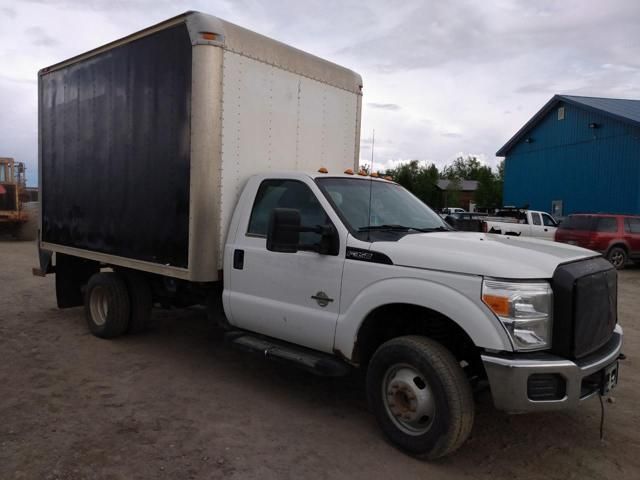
<box><xmin>610</xmin><ymin>251</ymin><xmax>624</xmax><ymax>267</ymax></box>
<box><xmin>382</xmin><ymin>363</ymin><xmax>436</xmax><ymax>436</ymax></box>
<box><xmin>89</xmin><ymin>285</ymin><xmax>109</xmax><ymax>326</ymax></box>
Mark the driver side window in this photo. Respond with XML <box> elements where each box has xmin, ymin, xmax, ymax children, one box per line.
<box><xmin>542</xmin><ymin>214</ymin><xmax>557</xmax><ymax>227</ymax></box>
<box><xmin>247</xmin><ymin>179</ymin><xmax>329</xmax><ymax>244</ymax></box>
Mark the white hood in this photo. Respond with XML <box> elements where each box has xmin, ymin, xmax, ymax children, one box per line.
<box><xmin>372</xmin><ymin>232</ymin><xmax>599</xmax><ymax>279</ymax></box>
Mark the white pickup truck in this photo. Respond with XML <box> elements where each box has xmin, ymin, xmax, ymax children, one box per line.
<box><xmin>35</xmin><ymin>12</ymin><xmax>623</xmax><ymax>460</ymax></box>
<box><xmin>483</xmin><ymin>209</ymin><xmax>559</xmax><ymax>240</ymax></box>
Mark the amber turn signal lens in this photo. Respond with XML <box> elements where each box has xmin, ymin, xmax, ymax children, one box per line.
<box><xmin>201</xmin><ymin>32</ymin><xmax>217</xmax><ymax>41</ymax></box>
<box><xmin>482</xmin><ymin>294</ymin><xmax>510</xmax><ymax>317</ymax></box>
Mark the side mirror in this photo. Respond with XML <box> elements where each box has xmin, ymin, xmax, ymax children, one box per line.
<box><xmin>267</xmin><ymin>208</ymin><xmax>301</xmax><ymax>253</ymax></box>
<box><xmin>266</xmin><ymin>208</ymin><xmax>339</xmax><ymax>255</ymax></box>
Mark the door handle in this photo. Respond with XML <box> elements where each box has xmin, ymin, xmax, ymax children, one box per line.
<box><xmin>311</xmin><ymin>291</ymin><xmax>334</xmax><ymax>307</ymax></box>
<box><xmin>233</xmin><ymin>249</ymin><xmax>244</xmax><ymax>270</ymax></box>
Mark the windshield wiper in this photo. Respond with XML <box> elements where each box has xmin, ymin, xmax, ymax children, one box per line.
<box><xmin>418</xmin><ymin>226</ymin><xmax>451</xmax><ymax>232</ymax></box>
<box><xmin>358</xmin><ymin>224</ymin><xmax>430</xmax><ymax>232</ymax></box>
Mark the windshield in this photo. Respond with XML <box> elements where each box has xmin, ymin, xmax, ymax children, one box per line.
<box><xmin>316</xmin><ymin>177</ymin><xmax>449</xmax><ymax>238</ymax></box>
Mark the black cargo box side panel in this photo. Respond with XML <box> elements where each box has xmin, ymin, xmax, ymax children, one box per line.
<box><xmin>41</xmin><ymin>25</ymin><xmax>192</xmax><ymax>268</ymax></box>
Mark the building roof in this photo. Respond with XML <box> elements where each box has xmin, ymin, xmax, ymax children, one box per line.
<box><xmin>437</xmin><ymin>179</ymin><xmax>479</xmax><ymax>191</ymax></box>
<box><xmin>496</xmin><ymin>94</ymin><xmax>640</xmax><ymax>156</ymax></box>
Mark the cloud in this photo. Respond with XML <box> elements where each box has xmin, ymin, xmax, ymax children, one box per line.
<box><xmin>1</xmin><ymin>7</ymin><xmax>16</xmax><ymax>18</ymax></box>
<box><xmin>25</xmin><ymin>26</ymin><xmax>60</xmax><ymax>47</ymax></box>
<box><xmin>0</xmin><ymin>74</ymin><xmax>36</xmax><ymax>85</ymax></box>
<box><xmin>514</xmin><ymin>83</ymin><xmax>555</xmax><ymax>94</ymax></box>
<box><xmin>367</xmin><ymin>103</ymin><xmax>401</xmax><ymax>111</ymax></box>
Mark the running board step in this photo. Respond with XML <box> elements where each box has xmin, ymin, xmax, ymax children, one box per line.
<box><xmin>225</xmin><ymin>332</ymin><xmax>351</xmax><ymax>377</ymax></box>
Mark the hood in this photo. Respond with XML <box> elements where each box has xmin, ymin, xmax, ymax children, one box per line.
<box><xmin>373</xmin><ymin>232</ymin><xmax>599</xmax><ymax>279</ymax></box>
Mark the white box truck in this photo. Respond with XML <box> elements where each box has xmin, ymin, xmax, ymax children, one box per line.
<box><xmin>36</xmin><ymin>11</ymin><xmax>623</xmax><ymax>459</ymax></box>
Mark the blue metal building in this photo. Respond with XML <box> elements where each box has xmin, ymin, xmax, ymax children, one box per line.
<box><xmin>497</xmin><ymin>95</ymin><xmax>640</xmax><ymax>217</ymax></box>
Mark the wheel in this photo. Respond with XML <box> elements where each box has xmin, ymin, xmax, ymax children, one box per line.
<box><xmin>607</xmin><ymin>246</ymin><xmax>627</xmax><ymax>270</ymax></box>
<box><xmin>121</xmin><ymin>270</ymin><xmax>152</xmax><ymax>334</ymax></box>
<box><xmin>84</xmin><ymin>272</ymin><xmax>130</xmax><ymax>338</ymax></box>
<box><xmin>366</xmin><ymin>335</ymin><xmax>474</xmax><ymax>459</ymax></box>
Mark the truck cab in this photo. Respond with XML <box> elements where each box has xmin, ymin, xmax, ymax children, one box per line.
<box><xmin>220</xmin><ymin>171</ymin><xmax>622</xmax><ymax>457</ymax></box>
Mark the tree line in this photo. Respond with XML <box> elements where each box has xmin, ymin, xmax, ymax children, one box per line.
<box><xmin>379</xmin><ymin>156</ymin><xmax>504</xmax><ymax>210</ymax></box>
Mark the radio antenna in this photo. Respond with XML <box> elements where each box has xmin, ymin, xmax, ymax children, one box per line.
<box><xmin>367</xmin><ymin>129</ymin><xmax>375</xmax><ymax>241</ymax></box>
<box><xmin>370</xmin><ymin>129</ymin><xmax>375</xmax><ymax>167</ymax></box>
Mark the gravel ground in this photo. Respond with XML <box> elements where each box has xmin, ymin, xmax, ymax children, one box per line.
<box><xmin>1</xmin><ymin>240</ymin><xmax>639</xmax><ymax>479</ymax></box>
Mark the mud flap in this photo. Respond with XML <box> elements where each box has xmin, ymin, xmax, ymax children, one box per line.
<box><xmin>55</xmin><ymin>253</ymin><xmax>100</xmax><ymax>308</ymax></box>
<box><xmin>34</xmin><ymin>235</ymin><xmax>54</xmax><ymax>276</ymax></box>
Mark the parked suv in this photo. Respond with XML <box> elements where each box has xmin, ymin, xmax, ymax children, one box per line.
<box><xmin>555</xmin><ymin>213</ymin><xmax>640</xmax><ymax>269</ymax></box>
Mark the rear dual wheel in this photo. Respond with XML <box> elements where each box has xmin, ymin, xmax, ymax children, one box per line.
<box><xmin>367</xmin><ymin>335</ymin><xmax>474</xmax><ymax>459</ymax></box>
<box><xmin>85</xmin><ymin>272</ymin><xmax>130</xmax><ymax>338</ymax></box>
<box><xmin>84</xmin><ymin>271</ymin><xmax>152</xmax><ymax>338</ymax></box>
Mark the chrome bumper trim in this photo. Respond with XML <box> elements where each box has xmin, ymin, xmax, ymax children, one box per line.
<box><xmin>481</xmin><ymin>325</ymin><xmax>623</xmax><ymax>413</ymax></box>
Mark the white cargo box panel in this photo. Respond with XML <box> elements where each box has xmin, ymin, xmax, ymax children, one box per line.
<box><xmin>218</xmin><ymin>51</ymin><xmax>360</xmax><ymax>266</ymax></box>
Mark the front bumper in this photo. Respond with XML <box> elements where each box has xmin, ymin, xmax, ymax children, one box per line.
<box><xmin>482</xmin><ymin>325</ymin><xmax>623</xmax><ymax>413</ymax></box>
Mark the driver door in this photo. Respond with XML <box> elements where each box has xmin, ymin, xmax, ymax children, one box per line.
<box><xmin>540</xmin><ymin>213</ymin><xmax>558</xmax><ymax>240</ymax></box>
<box><xmin>225</xmin><ymin>178</ymin><xmax>345</xmax><ymax>353</ymax></box>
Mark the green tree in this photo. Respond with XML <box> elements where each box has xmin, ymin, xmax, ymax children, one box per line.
<box><xmin>473</xmin><ymin>160</ymin><xmax>503</xmax><ymax>209</ymax></box>
<box><xmin>444</xmin><ymin>177</ymin><xmax>461</xmax><ymax>208</ymax></box>
<box><xmin>441</xmin><ymin>155</ymin><xmax>483</xmax><ymax>180</ymax></box>
<box><xmin>386</xmin><ymin>160</ymin><xmax>441</xmax><ymax>208</ymax></box>
<box><xmin>384</xmin><ymin>157</ymin><xmax>504</xmax><ymax>210</ymax></box>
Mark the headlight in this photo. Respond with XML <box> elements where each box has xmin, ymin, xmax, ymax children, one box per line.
<box><xmin>482</xmin><ymin>279</ymin><xmax>553</xmax><ymax>351</ymax></box>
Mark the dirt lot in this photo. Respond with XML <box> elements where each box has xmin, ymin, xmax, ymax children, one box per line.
<box><xmin>1</xmin><ymin>240</ymin><xmax>639</xmax><ymax>479</ymax></box>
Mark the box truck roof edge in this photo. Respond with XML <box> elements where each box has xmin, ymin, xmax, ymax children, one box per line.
<box><xmin>38</xmin><ymin>11</ymin><xmax>363</xmax><ymax>94</ymax></box>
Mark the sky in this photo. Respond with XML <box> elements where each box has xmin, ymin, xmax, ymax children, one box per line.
<box><xmin>1</xmin><ymin>0</ymin><xmax>639</xmax><ymax>186</ymax></box>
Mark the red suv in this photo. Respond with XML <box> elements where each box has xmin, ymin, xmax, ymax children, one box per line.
<box><xmin>555</xmin><ymin>213</ymin><xmax>640</xmax><ymax>269</ymax></box>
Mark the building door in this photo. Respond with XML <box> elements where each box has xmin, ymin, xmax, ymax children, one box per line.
<box><xmin>551</xmin><ymin>200</ymin><xmax>563</xmax><ymax>218</ymax></box>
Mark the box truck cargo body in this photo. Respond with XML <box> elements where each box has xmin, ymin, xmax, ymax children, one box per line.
<box><xmin>39</xmin><ymin>11</ymin><xmax>362</xmax><ymax>282</ymax></box>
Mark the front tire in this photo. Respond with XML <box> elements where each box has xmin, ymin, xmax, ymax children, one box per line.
<box><xmin>366</xmin><ymin>335</ymin><xmax>474</xmax><ymax>459</ymax></box>
<box><xmin>84</xmin><ymin>272</ymin><xmax>130</xmax><ymax>338</ymax></box>
<box><xmin>607</xmin><ymin>246</ymin><xmax>627</xmax><ymax>270</ymax></box>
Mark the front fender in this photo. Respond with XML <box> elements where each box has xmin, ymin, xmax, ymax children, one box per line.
<box><xmin>334</xmin><ymin>275</ymin><xmax>513</xmax><ymax>361</ymax></box>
